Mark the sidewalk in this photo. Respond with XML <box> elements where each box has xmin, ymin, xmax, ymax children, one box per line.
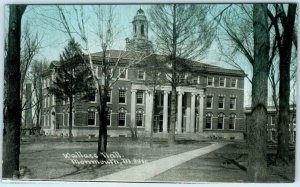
<box><xmin>95</xmin><ymin>142</ymin><xmax>227</xmax><ymax>182</ymax></box>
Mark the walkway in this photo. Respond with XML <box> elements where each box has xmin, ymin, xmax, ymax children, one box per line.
<box><xmin>95</xmin><ymin>142</ymin><xmax>227</xmax><ymax>182</ymax></box>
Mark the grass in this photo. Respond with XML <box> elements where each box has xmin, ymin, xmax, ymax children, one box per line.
<box><xmin>19</xmin><ymin>136</ymin><xmax>295</xmax><ymax>183</ymax></box>
<box><xmin>19</xmin><ymin>136</ymin><xmax>210</xmax><ymax>181</ymax></box>
<box><xmin>148</xmin><ymin>142</ymin><xmax>295</xmax><ymax>183</ymax></box>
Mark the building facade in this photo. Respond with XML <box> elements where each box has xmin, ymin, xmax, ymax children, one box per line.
<box><xmin>245</xmin><ymin>106</ymin><xmax>296</xmax><ymax>143</ymax></box>
<box><xmin>41</xmin><ymin>8</ymin><xmax>246</xmax><ymax>140</ymax></box>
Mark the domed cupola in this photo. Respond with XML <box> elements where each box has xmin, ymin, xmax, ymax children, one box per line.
<box><xmin>125</xmin><ymin>8</ymin><xmax>153</xmax><ymax>53</ymax></box>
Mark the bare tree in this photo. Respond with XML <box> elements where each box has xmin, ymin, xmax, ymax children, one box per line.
<box><xmin>138</xmin><ymin>54</ymin><xmax>169</xmax><ymax>143</ymax></box>
<box><xmin>30</xmin><ymin>60</ymin><xmax>48</xmax><ymax>130</ymax></box>
<box><xmin>148</xmin><ymin>4</ymin><xmax>214</xmax><ymax>144</ymax></box>
<box><xmin>246</xmin><ymin>4</ymin><xmax>271</xmax><ymax>181</ymax></box>
<box><xmin>3</xmin><ymin>5</ymin><xmax>27</xmax><ymax>179</ymax></box>
<box><xmin>268</xmin><ymin>4</ymin><xmax>297</xmax><ymax>165</ymax></box>
<box><xmin>55</xmin><ymin>5</ymin><xmax>151</xmax><ymax>160</ymax></box>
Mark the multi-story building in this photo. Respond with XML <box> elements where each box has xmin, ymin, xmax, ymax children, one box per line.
<box><xmin>41</xmin><ymin>8</ymin><xmax>246</xmax><ymax>140</ymax></box>
<box><xmin>245</xmin><ymin>105</ymin><xmax>296</xmax><ymax>143</ymax></box>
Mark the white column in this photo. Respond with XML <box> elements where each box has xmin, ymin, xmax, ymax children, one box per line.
<box><xmin>130</xmin><ymin>90</ymin><xmax>137</xmax><ymax>128</ymax></box>
<box><xmin>177</xmin><ymin>92</ymin><xmax>183</xmax><ymax>133</ymax></box>
<box><xmin>163</xmin><ymin>91</ymin><xmax>169</xmax><ymax>133</ymax></box>
<box><xmin>190</xmin><ymin>93</ymin><xmax>196</xmax><ymax>133</ymax></box>
<box><xmin>186</xmin><ymin>93</ymin><xmax>191</xmax><ymax>132</ymax></box>
<box><xmin>198</xmin><ymin>95</ymin><xmax>204</xmax><ymax>132</ymax></box>
<box><xmin>145</xmin><ymin>90</ymin><xmax>154</xmax><ymax>132</ymax></box>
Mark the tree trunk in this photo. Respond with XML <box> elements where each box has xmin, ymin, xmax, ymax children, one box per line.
<box><xmin>247</xmin><ymin>4</ymin><xmax>270</xmax><ymax>182</ymax></box>
<box><xmin>97</xmin><ymin>88</ymin><xmax>108</xmax><ymax>161</ymax></box>
<box><xmin>68</xmin><ymin>95</ymin><xmax>73</xmax><ymax>142</ymax></box>
<box><xmin>277</xmin><ymin>4</ymin><xmax>296</xmax><ymax>165</ymax></box>
<box><xmin>168</xmin><ymin>4</ymin><xmax>177</xmax><ymax>145</ymax></box>
<box><xmin>150</xmin><ymin>88</ymin><xmax>156</xmax><ymax>146</ymax></box>
<box><xmin>3</xmin><ymin>5</ymin><xmax>26</xmax><ymax>178</ymax></box>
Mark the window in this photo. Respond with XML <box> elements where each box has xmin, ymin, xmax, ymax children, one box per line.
<box><xmin>218</xmin><ymin>113</ymin><xmax>225</xmax><ymax>129</ymax></box>
<box><xmin>137</xmin><ymin>70</ymin><xmax>145</xmax><ymax>80</ymax></box>
<box><xmin>206</xmin><ymin>96</ymin><xmax>213</xmax><ymax>109</ymax></box>
<box><xmin>119</xmin><ymin>68</ymin><xmax>127</xmax><ymax>79</ymax></box>
<box><xmin>230</xmin><ymin>97</ymin><xmax>236</xmax><ymax>110</ymax></box>
<box><xmin>88</xmin><ymin>111</ymin><xmax>95</xmax><ymax>126</ymax></box>
<box><xmin>231</xmin><ymin>78</ymin><xmax>237</xmax><ymax>88</ymax></box>
<box><xmin>106</xmin><ymin>108</ymin><xmax>111</xmax><ymax>126</ymax></box>
<box><xmin>207</xmin><ymin>77</ymin><xmax>214</xmax><ymax>86</ymax></box>
<box><xmin>229</xmin><ymin>114</ymin><xmax>236</xmax><ymax>130</ymax></box>
<box><xmin>136</xmin><ymin>91</ymin><xmax>144</xmax><ymax>104</ymax></box>
<box><xmin>119</xmin><ymin>90</ymin><xmax>126</xmax><ymax>103</ymax></box>
<box><xmin>141</xmin><ymin>25</ymin><xmax>144</xmax><ymax>35</ymax></box>
<box><xmin>118</xmin><ymin>108</ymin><xmax>126</xmax><ymax>126</ymax></box>
<box><xmin>48</xmin><ymin>95</ymin><xmax>51</xmax><ymax>107</ymax></box>
<box><xmin>271</xmin><ymin>130</ymin><xmax>277</xmax><ymax>141</ymax></box>
<box><xmin>219</xmin><ymin>77</ymin><xmax>225</xmax><ymax>87</ymax></box>
<box><xmin>218</xmin><ymin>96</ymin><xmax>225</xmax><ymax>109</ymax></box>
<box><xmin>205</xmin><ymin>113</ymin><xmax>213</xmax><ymax>129</ymax></box>
<box><xmin>52</xmin><ymin>95</ymin><xmax>55</xmax><ymax>106</ymax></box>
<box><xmin>271</xmin><ymin>115</ymin><xmax>275</xmax><ymax>125</ymax></box>
<box><xmin>89</xmin><ymin>94</ymin><xmax>96</xmax><ymax>102</ymax></box>
<box><xmin>107</xmin><ymin>91</ymin><xmax>112</xmax><ymax>103</ymax></box>
<box><xmin>44</xmin><ymin>96</ymin><xmax>47</xmax><ymax>108</ymax></box>
<box><xmin>136</xmin><ymin>109</ymin><xmax>144</xmax><ymax>127</ymax></box>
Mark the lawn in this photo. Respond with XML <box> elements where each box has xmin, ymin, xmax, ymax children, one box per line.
<box><xmin>148</xmin><ymin>142</ymin><xmax>295</xmax><ymax>183</ymax></box>
<box><xmin>18</xmin><ymin>136</ymin><xmax>295</xmax><ymax>183</ymax></box>
<box><xmin>19</xmin><ymin>136</ymin><xmax>210</xmax><ymax>181</ymax></box>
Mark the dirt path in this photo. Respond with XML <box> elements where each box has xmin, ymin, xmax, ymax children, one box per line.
<box><xmin>95</xmin><ymin>142</ymin><xmax>227</xmax><ymax>182</ymax></box>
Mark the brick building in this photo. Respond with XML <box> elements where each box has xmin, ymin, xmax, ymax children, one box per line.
<box><xmin>245</xmin><ymin>106</ymin><xmax>296</xmax><ymax>143</ymax></box>
<box><xmin>41</xmin><ymin>8</ymin><xmax>246</xmax><ymax>139</ymax></box>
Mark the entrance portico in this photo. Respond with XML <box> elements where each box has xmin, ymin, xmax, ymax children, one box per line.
<box><xmin>131</xmin><ymin>84</ymin><xmax>205</xmax><ymax>134</ymax></box>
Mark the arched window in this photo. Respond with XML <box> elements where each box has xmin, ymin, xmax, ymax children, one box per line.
<box><xmin>141</xmin><ymin>24</ymin><xmax>144</xmax><ymax>35</ymax></box>
<box><xmin>106</xmin><ymin>108</ymin><xmax>112</xmax><ymax>126</ymax></box>
<box><xmin>205</xmin><ymin>112</ymin><xmax>213</xmax><ymax>129</ymax></box>
<box><xmin>218</xmin><ymin>113</ymin><xmax>225</xmax><ymax>129</ymax></box>
<box><xmin>136</xmin><ymin>109</ymin><xmax>144</xmax><ymax>127</ymax></box>
<box><xmin>229</xmin><ymin>114</ymin><xmax>236</xmax><ymax>130</ymax></box>
<box><xmin>118</xmin><ymin>108</ymin><xmax>127</xmax><ymax>126</ymax></box>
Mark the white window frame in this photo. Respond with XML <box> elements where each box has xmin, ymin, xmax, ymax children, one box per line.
<box><xmin>207</xmin><ymin>77</ymin><xmax>214</xmax><ymax>87</ymax></box>
<box><xmin>219</xmin><ymin>77</ymin><xmax>226</xmax><ymax>87</ymax></box>
<box><xmin>137</xmin><ymin>70</ymin><xmax>145</xmax><ymax>80</ymax></box>
<box><xmin>48</xmin><ymin>95</ymin><xmax>51</xmax><ymax>107</ymax></box>
<box><xmin>229</xmin><ymin>97</ymin><xmax>236</xmax><ymax>110</ymax></box>
<box><xmin>118</xmin><ymin>108</ymin><xmax>127</xmax><ymax>127</ymax></box>
<box><xmin>88</xmin><ymin>111</ymin><xmax>96</xmax><ymax>126</ymax></box>
<box><xmin>217</xmin><ymin>113</ymin><xmax>225</xmax><ymax>130</ymax></box>
<box><xmin>136</xmin><ymin>91</ymin><xmax>144</xmax><ymax>105</ymax></box>
<box><xmin>230</xmin><ymin>78</ymin><xmax>238</xmax><ymax>88</ymax></box>
<box><xmin>271</xmin><ymin>115</ymin><xmax>276</xmax><ymax>126</ymax></box>
<box><xmin>206</xmin><ymin>96</ymin><xmax>213</xmax><ymax>109</ymax></box>
<box><xmin>119</xmin><ymin>90</ymin><xmax>126</xmax><ymax>104</ymax></box>
<box><xmin>106</xmin><ymin>109</ymin><xmax>112</xmax><ymax>126</ymax></box>
<box><xmin>229</xmin><ymin>114</ymin><xmax>236</xmax><ymax>130</ymax></box>
<box><xmin>107</xmin><ymin>90</ymin><xmax>112</xmax><ymax>104</ymax></box>
<box><xmin>118</xmin><ymin>68</ymin><xmax>128</xmax><ymax>80</ymax></box>
<box><xmin>52</xmin><ymin>95</ymin><xmax>55</xmax><ymax>106</ymax></box>
<box><xmin>136</xmin><ymin>109</ymin><xmax>144</xmax><ymax>128</ymax></box>
<box><xmin>218</xmin><ymin>96</ymin><xmax>225</xmax><ymax>109</ymax></box>
<box><xmin>205</xmin><ymin>113</ymin><xmax>213</xmax><ymax>129</ymax></box>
